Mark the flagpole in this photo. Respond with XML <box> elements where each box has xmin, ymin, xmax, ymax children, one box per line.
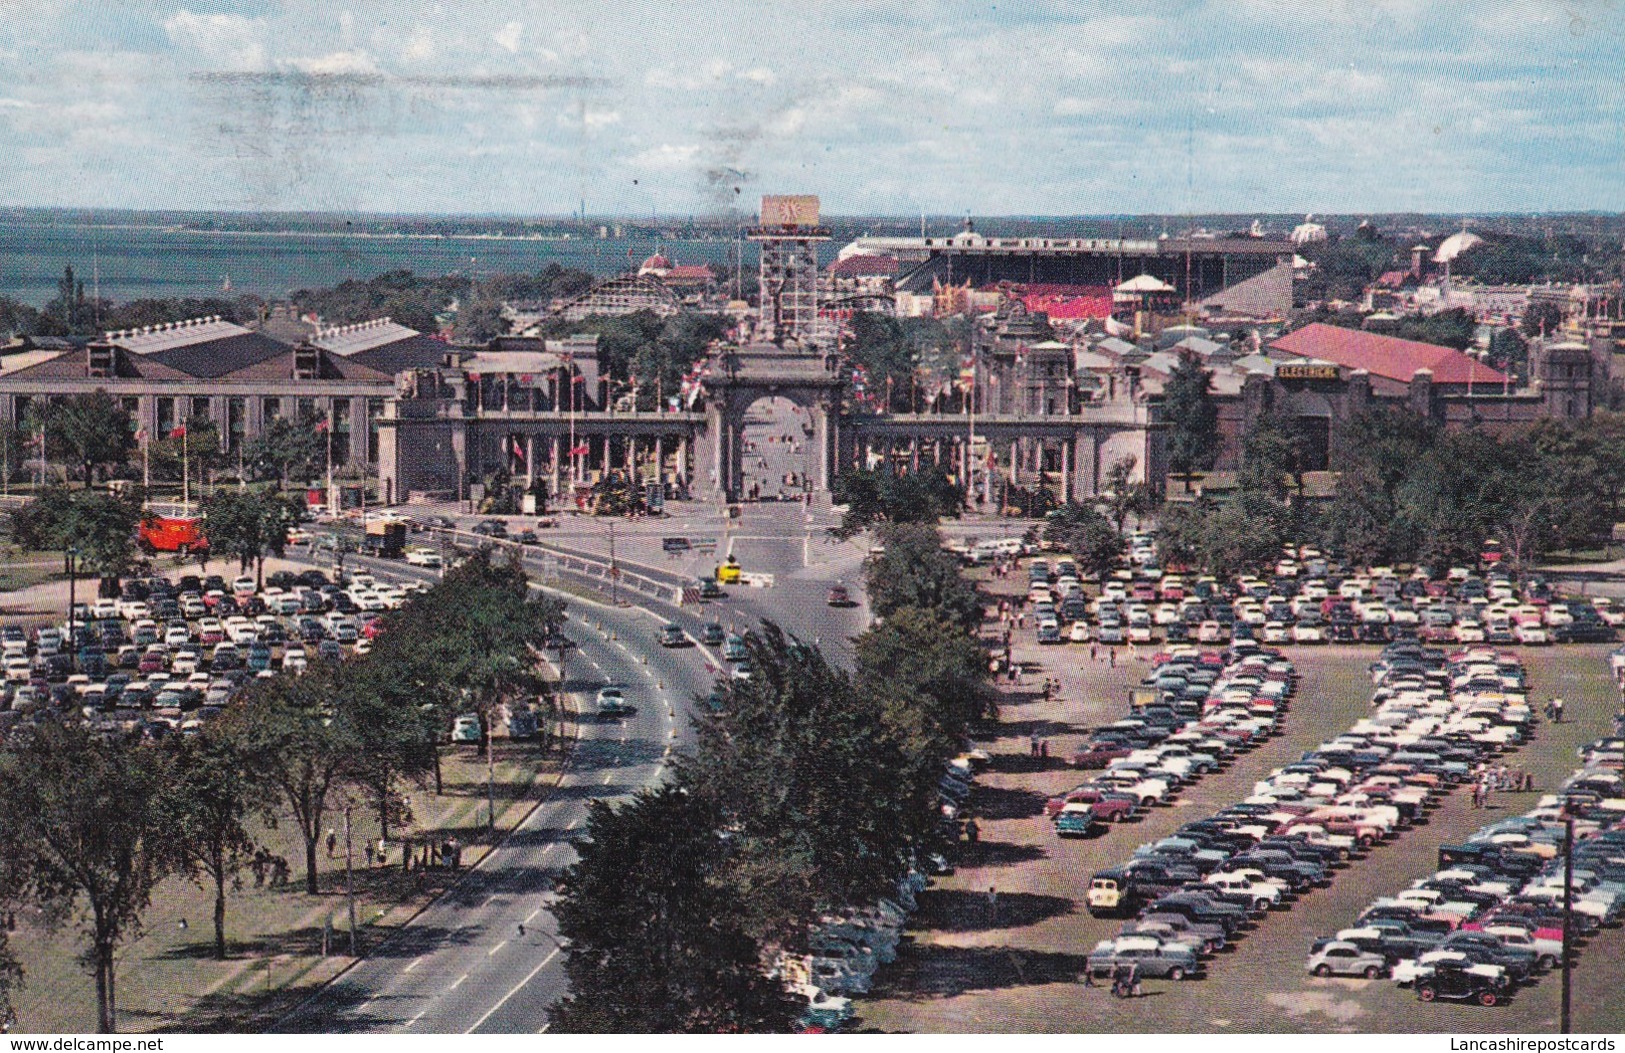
<box><xmin>182</xmin><ymin>427</ymin><xmax>189</xmax><ymax>507</ymax></box>
<box><xmin>142</xmin><ymin>433</ymin><xmax>149</xmax><ymax>492</ymax></box>
<box><xmin>326</xmin><ymin>417</ymin><xmax>335</xmax><ymax>518</ymax></box>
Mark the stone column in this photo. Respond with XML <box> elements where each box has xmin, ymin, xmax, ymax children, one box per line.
<box><xmin>1061</xmin><ymin>435</ymin><xmax>1071</xmax><ymax>505</ymax></box>
<box><xmin>551</xmin><ymin>436</ymin><xmax>561</xmax><ymax>496</ymax></box>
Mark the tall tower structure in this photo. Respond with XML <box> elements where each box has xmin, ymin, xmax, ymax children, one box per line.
<box><xmin>749</xmin><ymin>194</ymin><xmax>830</xmax><ymax>348</ymax></box>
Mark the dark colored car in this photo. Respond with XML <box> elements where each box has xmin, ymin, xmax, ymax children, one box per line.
<box><xmin>1416</xmin><ymin>962</ymin><xmax>1508</xmax><ymax>1006</ymax></box>
<box><xmin>826</xmin><ymin>585</ymin><xmax>856</xmax><ymax>608</ymax></box>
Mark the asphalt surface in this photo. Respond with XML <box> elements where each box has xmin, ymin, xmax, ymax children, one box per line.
<box><xmin>272</xmin><ymin>556</ymin><xmax>714</xmax><ymax>1034</ymax></box>
<box><xmin>276</xmin><ymin>399</ymin><xmax>871</xmax><ymax>1033</ymax></box>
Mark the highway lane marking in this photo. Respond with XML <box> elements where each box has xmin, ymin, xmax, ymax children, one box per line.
<box><xmin>360</xmin><ymin>998</ymin><xmax>376</xmax><ymax>1013</ymax></box>
<box><xmin>602</xmin><ymin>772</ymin><xmax>613</xmax><ymax>784</ymax></box>
<box><xmin>488</xmin><ymin>940</ymin><xmax>508</xmax><ymax>957</ymax></box>
<box><xmin>465</xmin><ymin>947</ymin><xmax>561</xmax><ymax>1034</ymax></box>
<box><xmin>407</xmin><ymin>1011</ymin><xmax>425</xmax><ymax>1028</ymax></box>
<box><xmin>450</xmin><ymin>973</ymin><xmax>469</xmax><ymax>990</ymax></box>
<box><xmin>483</xmin><ymin>893</ymin><xmax>500</xmax><ymax>907</ymax></box>
<box><xmin>566</xmin><ymin>819</ymin><xmax>579</xmax><ymax>830</ymax></box>
<box><xmin>404</xmin><ymin>955</ymin><xmax>424</xmax><ymax>973</ymax></box>
<box><xmin>524</xmin><ymin>907</ymin><xmax>542</xmax><ymax>923</ymax></box>
<box><xmin>539</xmin><ymin>1024</ymin><xmax>551</xmax><ymax>1034</ymax></box>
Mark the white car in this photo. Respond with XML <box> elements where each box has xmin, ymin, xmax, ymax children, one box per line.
<box><xmin>404</xmin><ymin>548</ymin><xmax>443</xmax><ymax>568</ymax></box>
<box><xmin>1068</xmin><ymin>620</ymin><xmax>1091</xmax><ymax>643</ymax></box>
<box><xmin>1204</xmin><ymin>871</ymin><xmax>1282</xmax><ymax>912</ymax></box>
<box><xmin>1293</xmin><ymin>623</ymin><xmax>1324</xmax><ymax>644</ymax></box>
<box><xmin>163</xmin><ymin>625</ymin><xmax>192</xmax><ymax>647</ymax></box>
<box><xmin>1514</xmin><ymin>623</ymin><xmax>1549</xmax><ymax>645</ymax></box>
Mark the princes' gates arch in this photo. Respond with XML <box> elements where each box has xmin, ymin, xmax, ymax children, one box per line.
<box><xmin>377</xmin><ymin>341</ymin><xmax>1163</xmax><ymax>507</ymax></box>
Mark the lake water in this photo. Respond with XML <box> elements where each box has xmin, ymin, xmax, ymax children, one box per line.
<box><xmin>0</xmin><ymin>219</ymin><xmax>838</xmax><ymax>306</ymax></box>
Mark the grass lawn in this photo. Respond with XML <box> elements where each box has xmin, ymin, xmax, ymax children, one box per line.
<box><xmin>859</xmin><ymin>640</ymin><xmax>1625</xmax><ymax>1034</ymax></box>
<box><xmin>8</xmin><ymin>724</ymin><xmax>577</xmax><ymax>1035</ymax></box>
<box><xmin>0</xmin><ymin>549</ymin><xmax>64</xmax><ymax>593</ymax></box>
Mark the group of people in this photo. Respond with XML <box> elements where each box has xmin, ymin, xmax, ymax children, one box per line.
<box><xmin>1471</xmin><ymin>763</ymin><xmax>1534</xmax><ymax>807</ymax></box>
<box><xmin>1027</xmin><ymin>733</ymin><xmax>1052</xmax><ymax>759</ymax></box>
<box><xmin>250</xmin><ymin>849</ymin><xmax>292</xmax><ymax>888</ymax></box>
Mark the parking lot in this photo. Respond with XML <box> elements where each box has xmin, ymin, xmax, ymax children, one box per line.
<box><xmin>860</xmin><ymin>587</ymin><xmax>1625</xmax><ymax>1032</ymax></box>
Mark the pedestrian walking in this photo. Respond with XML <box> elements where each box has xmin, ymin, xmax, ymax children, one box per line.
<box><xmin>1090</xmin><ymin>643</ymin><xmax>1099</xmax><ymax>663</ymax></box>
<box><xmin>364</xmin><ymin>841</ymin><xmax>375</xmax><ymax>868</ymax></box>
<box><xmin>1552</xmin><ymin>697</ymin><xmax>1565</xmax><ymax>723</ymax></box>
<box><xmin>1039</xmin><ymin>737</ymin><xmax>1050</xmax><ymax>760</ymax></box>
<box><xmin>1029</xmin><ymin>733</ymin><xmax>1040</xmax><ymax>758</ymax></box>
<box><xmin>326</xmin><ymin>829</ymin><xmax>338</xmax><ymax>859</ymax></box>
<box><xmin>1109</xmin><ymin>648</ymin><xmax>1117</xmax><ymax>669</ymax></box>
<box><xmin>965</xmin><ymin>817</ymin><xmax>981</xmax><ymax>844</ymax></box>
<box><xmin>376</xmin><ymin>838</ymin><xmax>387</xmax><ymax>868</ymax></box>
<box><xmin>986</xmin><ymin>886</ymin><xmax>999</xmax><ymax>923</ymax></box>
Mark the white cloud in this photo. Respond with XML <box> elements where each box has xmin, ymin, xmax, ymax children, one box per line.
<box><xmin>402</xmin><ymin>27</ymin><xmax>436</xmax><ymax>63</ymax></box>
<box><xmin>583</xmin><ymin>108</ymin><xmax>622</xmax><ymax>129</ymax></box>
<box><xmin>630</xmin><ymin>143</ymin><xmax>701</xmax><ymax>170</ymax></box>
<box><xmin>284</xmin><ymin>50</ymin><xmax>379</xmax><ymax>76</ymax></box>
<box><xmin>737</xmin><ymin>66</ymin><xmax>776</xmax><ymax>84</ymax></box>
<box><xmin>162</xmin><ymin>10</ymin><xmax>266</xmax><ymax>71</ymax></box>
<box><xmin>494</xmin><ymin>21</ymin><xmax>524</xmax><ymax>53</ymax></box>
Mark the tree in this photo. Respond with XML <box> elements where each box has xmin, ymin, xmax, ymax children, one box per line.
<box><xmin>854</xmin><ymin>605</ymin><xmax>993</xmax><ymax>756</ymax></box>
<box><xmin>549</xmin><ymin>787</ymin><xmax>799</xmax><ymax>1033</ymax></box>
<box><xmin>152</xmin><ymin>732</ymin><xmax>259</xmax><ymax>960</ymax></box>
<box><xmin>1103</xmin><ymin>455</ymin><xmax>1151</xmax><ymax>532</ymax></box>
<box><xmin>225</xmin><ymin>661</ymin><xmax>365</xmax><ymax>894</ymax></box>
<box><xmin>865</xmin><ymin>523</ymin><xmax>982</xmax><ymax>631</ymax></box>
<box><xmin>243</xmin><ymin>412</ymin><xmax>326</xmax><ymax>487</ymax></box>
<box><xmin>1521</xmin><ymin>300</ymin><xmax>1564</xmax><ymax>338</ymax></box>
<box><xmin>681</xmin><ymin>622</ymin><xmax>925</xmax><ymax>942</ymax></box>
<box><xmin>201</xmin><ymin>489</ymin><xmax>302</xmax><ymax>588</ymax></box>
<box><xmin>46</xmin><ymin>391</ymin><xmax>134</xmax><ymax>486</ymax></box>
<box><xmin>148</xmin><ymin>415</ymin><xmax>225</xmax><ymax>486</ymax></box>
<box><xmin>11</xmin><ymin>486</ymin><xmax>140</xmax><ymax>586</ymax></box>
<box><xmin>1162</xmin><ymin>353</ymin><xmax>1219</xmax><ymax>490</ymax></box>
<box><xmin>0</xmin><ymin>722</ymin><xmax>172</xmax><ymax>1033</ymax></box>
<box><xmin>1043</xmin><ymin>502</ymin><xmax>1122</xmax><ymax>582</ymax></box>
<box><xmin>830</xmin><ymin>466</ymin><xmax>961</xmax><ymax>540</ymax></box>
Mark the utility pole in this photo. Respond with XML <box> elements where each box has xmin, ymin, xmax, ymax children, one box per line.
<box><xmin>609</xmin><ymin>520</ymin><xmax>620</xmax><ymax>606</ymax></box>
<box><xmin>1560</xmin><ymin>811</ymin><xmax>1574</xmax><ymax>1033</ymax></box>
<box><xmin>344</xmin><ymin>804</ymin><xmax>357</xmax><ymax>958</ymax></box>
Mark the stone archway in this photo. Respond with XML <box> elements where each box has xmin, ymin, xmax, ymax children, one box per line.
<box><xmin>700</xmin><ymin>343</ymin><xmax>845</xmax><ymax>502</ymax></box>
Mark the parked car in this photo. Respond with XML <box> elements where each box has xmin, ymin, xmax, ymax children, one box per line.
<box><xmin>1307</xmin><ymin>940</ymin><xmax>1388</xmax><ymax>979</ymax></box>
<box><xmin>451</xmin><ymin>713</ymin><xmax>482</xmax><ymax>745</ymax></box>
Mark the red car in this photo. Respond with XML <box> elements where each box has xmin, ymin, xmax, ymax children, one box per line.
<box><xmin>1044</xmin><ymin>786</ymin><xmax>1139</xmax><ymax>823</ymax></box>
<box><xmin>1067</xmin><ymin>742</ymin><xmax>1132</xmax><ymax>769</ymax></box>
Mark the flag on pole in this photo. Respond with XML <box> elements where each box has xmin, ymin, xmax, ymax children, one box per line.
<box><xmin>511</xmin><ymin>437</ymin><xmax>525</xmax><ymax>459</ymax></box>
<box><xmin>569</xmin><ymin>443</ymin><xmax>590</xmax><ymax>456</ymax></box>
<box><xmin>134</xmin><ymin>428</ymin><xmax>147</xmax><ymax>442</ymax></box>
<box><xmin>168</xmin><ymin>425</ymin><xmax>187</xmax><ymax>439</ymax></box>
<box><xmin>314</xmin><ymin>417</ymin><xmax>329</xmax><ymax>433</ymax></box>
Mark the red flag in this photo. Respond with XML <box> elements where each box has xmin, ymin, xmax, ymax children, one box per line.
<box><xmin>314</xmin><ymin>417</ymin><xmax>329</xmax><ymax>433</ymax></box>
<box><xmin>511</xmin><ymin>438</ymin><xmax>525</xmax><ymax>458</ymax></box>
<box><xmin>168</xmin><ymin>425</ymin><xmax>187</xmax><ymax>439</ymax></box>
<box><xmin>134</xmin><ymin>428</ymin><xmax>147</xmax><ymax>442</ymax></box>
<box><xmin>518</xmin><ymin>374</ymin><xmax>534</xmax><ymax>385</ymax></box>
<box><xmin>569</xmin><ymin>443</ymin><xmax>590</xmax><ymax>456</ymax></box>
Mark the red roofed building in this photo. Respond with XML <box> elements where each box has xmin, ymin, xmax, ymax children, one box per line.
<box><xmin>1271</xmin><ymin>322</ymin><xmax>1507</xmax><ymax>394</ymax></box>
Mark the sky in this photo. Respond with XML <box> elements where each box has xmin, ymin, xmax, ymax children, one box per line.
<box><xmin>0</xmin><ymin>0</ymin><xmax>1621</xmax><ymax>217</ymax></box>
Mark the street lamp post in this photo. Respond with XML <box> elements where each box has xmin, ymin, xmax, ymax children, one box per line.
<box><xmin>65</xmin><ymin>546</ymin><xmax>79</xmax><ymax>675</ymax></box>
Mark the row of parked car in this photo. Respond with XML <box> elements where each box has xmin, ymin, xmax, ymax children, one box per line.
<box><xmin>1079</xmin><ymin>642</ymin><xmax>1533</xmax><ymax>986</ymax></box>
<box><xmin>1026</xmin><ymin>540</ymin><xmax>1615</xmax><ymax>647</ymax></box>
<box><xmin>777</xmin><ymin>749</ymin><xmax>985</xmax><ymax>1031</ymax></box>
<box><xmin>0</xmin><ymin>568</ymin><xmax>427</xmax><ymax>740</ymax></box>
<box><xmin>1314</xmin><ymin>658</ymin><xmax>1625</xmax><ymax>1008</ymax></box>
<box><xmin>1046</xmin><ymin>645</ymin><xmax>1296</xmax><ymax>838</ymax></box>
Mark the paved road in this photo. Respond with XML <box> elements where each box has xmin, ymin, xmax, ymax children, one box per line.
<box><xmin>273</xmin><ymin>559</ymin><xmax>716</xmax><ymax>1034</ymax></box>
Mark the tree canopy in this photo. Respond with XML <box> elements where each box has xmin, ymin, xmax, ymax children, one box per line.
<box><xmin>1162</xmin><ymin>353</ymin><xmax>1219</xmax><ymax>487</ymax></box>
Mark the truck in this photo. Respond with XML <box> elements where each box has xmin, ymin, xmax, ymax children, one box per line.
<box><xmin>137</xmin><ymin>503</ymin><xmax>208</xmax><ymax>555</ymax></box>
<box><xmin>362</xmin><ymin>520</ymin><xmax>407</xmax><ymax>559</ymax></box>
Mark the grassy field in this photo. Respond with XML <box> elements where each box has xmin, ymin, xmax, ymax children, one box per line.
<box><xmin>859</xmin><ymin>633</ymin><xmax>1625</xmax><ymax>1034</ymax></box>
<box><xmin>0</xmin><ymin>549</ymin><xmax>64</xmax><ymax>594</ymax></box>
<box><xmin>8</xmin><ymin>725</ymin><xmax>576</xmax><ymax>1035</ymax></box>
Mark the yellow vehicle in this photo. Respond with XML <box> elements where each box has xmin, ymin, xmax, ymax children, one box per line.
<box><xmin>716</xmin><ymin>558</ymin><xmax>742</xmax><ymax>584</ymax></box>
